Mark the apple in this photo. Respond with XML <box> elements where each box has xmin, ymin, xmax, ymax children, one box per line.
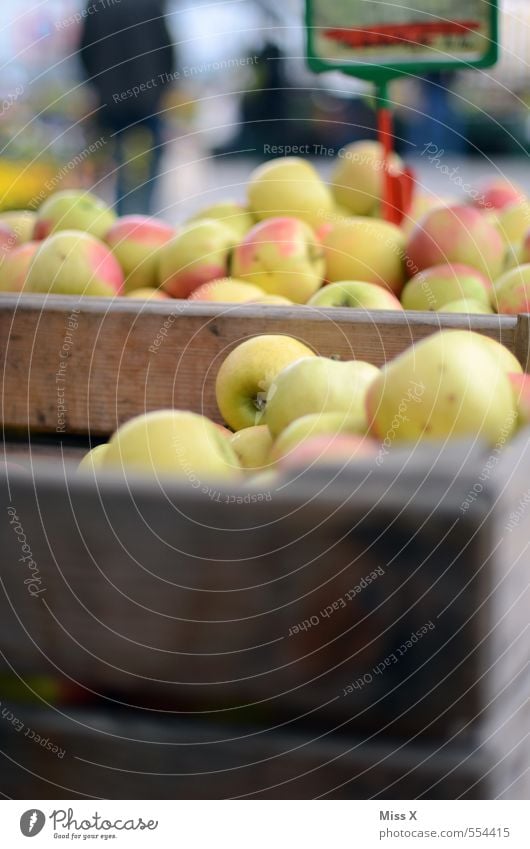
<box><xmin>77</xmin><ymin>443</ymin><xmax>109</xmax><ymax>473</ymax></box>
<box><xmin>508</xmin><ymin>373</ymin><xmax>530</xmax><ymax>427</ymax></box>
<box><xmin>472</xmin><ymin>334</ymin><xmax>522</xmax><ymax>376</ymax></box>
<box><xmin>308</xmin><ymin>279</ymin><xmax>403</xmax><ymax>311</ymax></box>
<box><xmin>330</xmin><ymin>140</ymin><xmax>403</xmax><ymax>217</ymax></box>
<box><xmin>215</xmin><ymin>334</ymin><xmax>315</xmax><ymax>431</ymax></box>
<box><xmin>473</xmin><ymin>179</ymin><xmax>524</xmax><ymax>211</ymax></box>
<box><xmin>270</xmin><ymin>411</ymin><xmax>368</xmax><ymax>463</ymax></box>
<box><xmin>278</xmin><ymin>433</ymin><xmax>379</xmax><ymax>473</ymax></box>
<box><xmin>503</xmin><ymin>243</ymin><xmax>524</xmax><ymax>272</ymax></box>
<box><xmin>188</xmin><ymin>277</ymin><xmax>265</xmax><ymax>303</ymax></box>
<box><xmin>158</xmin><ymin>218</ymin><xmax>234</xmax><ymax>298</ymax></box>
<box><xmin>437</xmin><ymin>298</ymin><xmax>493</xmax><ymax>314</ymax></box>
<box><xmin>0</xmin><ymin>241</ymin><xmax>39</xmax><ymax>292</ymax></box>
<box><xmin>520</xmin><ymin>229</ymin><xmax>530</xmax><ymax>264</ymax></box>
<box><xmin>188</xmin><ymin>201</ymin><xmax>255</xmax><ymax>241</ymax></box>
<box><xmin>366</xmin><ymin>330</ymin><xmax>517</xmax><ymax>445</ymax></box>
<box><xmin>249</xmin><ymin>295</ymin><xmax>293</xmax><ymax>306</ymax></box>
<box><xmin>265</xmin><ymin>357</ymin><xmax>380</xmax><ymax>438</ymax></box>
<box><xmin>0</xmin><ymin>222</ymin><xmax>14</xmax><ymax>256</ymax></box>
<box><xmin>247</xmin><ymin>157</ymin><xmax>334</xmax><ymax>229</ymax></box>
<box><xmin>401</xmin><ymin>194</ymin><xmax>456</xmax><ymax>237</ymax></box>
<box><xmin>492</xmin><ymin>264</ymin><xmax>530</xmax><ymax>314</ymax></box>
<box><xmin>102</xmin><ymin>410</ymin><xmax>241</xmax><ymax>479</ymax></box>
<box><xmin>401</xmin><ymin>263</ymin><xmax>492</xmax><ymax>311</ymax></box>
<box><xmin>406</xmin><ymin>205</ymin><xmax>504</xmax><ymax>280</ymax></box>
<box><xmin>0</xmin><ymin>210</ymin><xmax>37</xmax><ymax>245</ymax></box>
<box><xmin>231</xmin><ymin>217</ymin><xmax>325</xmax><ymax>304</ymax></box>
<box><xmin>34</xmin><ymin>190</ymin><xmax>116</xmax><ymax>240</ymax></box>
<box><xmin>125</xmin><ymin>287</ymin><xmax>170</xmax><ymax>300</ymax></box>
<box><xmin>25</xmin><ymin>230</ymin><xmax>124</xmax><ymax>297</ymax></box>
<box><xmin>322</xmin><ymin>217</ymin><xmax>406</xmax><ymax>295</ymax></box>
<box><xmin>494</xmin><ymin>200</ymin><xmax>530</xmax><ymax>245</ymax></box>
<box><xmin>230</xmin><ymin>425</ymin><xmax>273</xmax><ymax>472</ymax></box>
<box><xmin>104</xmin><ymin>215</ymin><xmax>174</xmax><ymax>292</ymax></box>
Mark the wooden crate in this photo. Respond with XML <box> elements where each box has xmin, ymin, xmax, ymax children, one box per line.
<box><xmin>0</xmin><ymin>295</ymin><xmax>529</xmax><ymax>798</ymax></box>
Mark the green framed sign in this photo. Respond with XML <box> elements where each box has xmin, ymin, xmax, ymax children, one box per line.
<box><xmin>306</xmin><ymin>0</ymin><xmax>499</xmax><ymax>82</ymax></box>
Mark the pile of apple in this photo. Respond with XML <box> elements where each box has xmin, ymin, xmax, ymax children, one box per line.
<box><xmin>1</xmin><ymin>140</ymin><xmax>530</xmax><ymax>313</ymax></box>
<box><xmin>80</xmin><ymin>327</ymin><xmax>528</xmax><ymax>484</ymax></box>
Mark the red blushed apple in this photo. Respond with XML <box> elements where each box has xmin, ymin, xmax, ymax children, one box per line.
<box><xmin>231</xmin><ymin>216</ymin><xmax>325</xmax><ymax>303</ymax></box>
<box><xmin>0</xmin><ymin>222</ymin><xmax>15</xmax><ymax>255</ymax></box>
<box><xmin>105</xmin><ymin>215</ymin><xmax>174</xmax><ymax>291</ymax></box>
<box><xmin>508</xmin><ymin>373</ymin><xmax>530</xmax><ymax>426</ymax></box>
<box><xmin>277</xmin><ymin>433</ymin><xmax>379</xmax><ymax>472</ymax></box>
<box><xmin>0</xmin><ymin>241</ymin><xmax>39</xmax><ymax>292</ymax></box>
<box><xmin>25</xmin><ymin>230</ymin><xmax>124</xmax><ymax>297</ymax></box>
<box><xmin>473</xmin><ymin>179</ymin><xmax>525</xmax><ymax>211</ymax></box>
<box><xmin>406</xmin><ymin>205</ymin><xmax>504</xmax><ymax>280</ymax></box>
<box><xmin>158</xmin><ymin>219</ymin><xmax>235</xmax><ymax>299</ymax></box>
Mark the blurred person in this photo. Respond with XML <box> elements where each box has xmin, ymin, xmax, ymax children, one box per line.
<box><xmin>79</xmin><ymin>0</ymin><xmax>175</xmax><ymax>215</ymax></box>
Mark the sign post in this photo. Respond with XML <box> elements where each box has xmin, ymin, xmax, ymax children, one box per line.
<box><xmin>305</xmin><ymin>0</ymin><xmax>499</xmax><ymax>223</ymax></box>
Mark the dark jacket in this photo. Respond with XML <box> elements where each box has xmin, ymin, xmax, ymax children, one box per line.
<box><xmin>79</xmin><ymin>0</ymin><xmax>176</xmax><ymax>131</ymax></box>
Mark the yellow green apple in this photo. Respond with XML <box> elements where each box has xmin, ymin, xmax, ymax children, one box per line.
<box><xmin>215</xmin><ymin>334</ymin><xmax>315</xmax><ymax>431</ymax></box>
<box><xmin>158</xmin><ymin>218</ymin><xmax>234</xmax><ymax>298</ymax></box>
<box><xmin>265</xmin><ymin>356</ymin><xmax>380</xmax><ymax>437</ymax></box>
<box><xmin>105</xmin><ymin>214</ymin><xmax>174</xmax><ymax>292</ymax></box>
<box><xmin>249</xmin><ymin>294</ymin><xmax>293</xmax><ymax>306</ymax></box>
<box><xmin>0</xmin><ymin>210</ymin><xmax>37</xmax><ymax>244</ymax></box>
<box><xmin>188</xmin><ymin>277</ymin><xmax>265</xmax><ymax>302</ymax></box>
<box><xmin>247</xmin><ymin>157</ymin><xmax>334</xmax><ymax>229</ymax></box>
<box><xmin>77</xmin><ymin>443</ymin><xmax>109</xmax><ymax>473</ymax></box>
<box><xmin>125</xmin><ymin>287</ymin><xmax>170</xmax><ymax>300</ymax></box>
<box><xmin>407</xmin><ymin>205</ymin><xmax>504</xmax><ymax>280</ymax></box>
<box><xmin>492</xmin><ymin>264</ymin><xmax>530</xmax><ymax>314</ymax></box>
<box><xmin>401</xmin><ymin>263</ymin><xmax>492</xmax><ymax>311</ymax></box>
<box><xmin>34</xmin><ymin>190</ymin><xmax>116</xmax><ymax>240</ymax></box>
<box><xmin>366</xmin><ymin>330</ymin><xmax>517</xmax><ymax>445</ymax></box>
<box><xmin>26</xmin><ymin>230</ymin><xmax>124</xmax><ymax>296</ymax></box>
<box><xmin>330</xmin><ymin>140</ymin><xmax>403</xmax><ymax>217</ymax></box>
<box><xmin>189</xmin><ymin>201</ymin><xmax>255</xmax><ymax>241</ymax></box>
<box><xmin>269</xmin><ymin>411</ymin><xmax>368</xmax><ymax>463</ymax></box>
<box><xmin>494</xmin><ymin>200</ymin><xmax>530</xmax><ymax>245</ymax></box>
<box><xmin>437</xmin><ymin>298</ymin><xmax>493</xmax><ymax>314</ymax></box>
<box><xmin>308</xmin><ymin>279</ymin><xmax>403</xmax><ymax>310</ymax></box>
<box><xmin>230</xmin><ymin>425</ymin><xmax>273</xmax><ymax>472</ymax></box>
<box><xmin>322</xmin><ymin>217</ymin><xmax>406</xmax><ymax>295</ymax></box>
<box><xmin>102</xmin><ymin>410</ymin><xmax>241</xmax><ymax>479</ymax></box>
<box><xmin>231</xmin><ymin>217</ymin><xmax>325</xmax><ymax>303</ymax></box>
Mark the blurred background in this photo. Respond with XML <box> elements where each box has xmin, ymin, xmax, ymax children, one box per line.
<box><xmin>0</xmin><ymin>0</ymin><xmax>529</xmax><ymax>218</ymax></box>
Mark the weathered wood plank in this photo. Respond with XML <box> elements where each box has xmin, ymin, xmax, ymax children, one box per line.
<box><xmin>0</xmin><ymin>295</ymin><xmax>519</xmax><ymax>436</ymax></box>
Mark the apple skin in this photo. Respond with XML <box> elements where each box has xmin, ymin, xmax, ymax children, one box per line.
<box><xmin>277</xmin><ymin>433</ymin><xmax>379</xmax><ymax>473</ymax></box>
<box><xmin>308</xmin><ymin>279</ymin><xmax>403</xmax><ymax>311</ymax></box>
<box><xmin>230</xmin><ymin>425</ymin><xmax>274</xmax><ymax>472</ymax></box>
<box><xmin>322</xmin><ymin>217</ymin><xmax>406</xmax><ymax>295</ymax></box>
<box><xmin>265</xmin><ymin>357</ymin><xmax>380</xmax><ymax>438</ymax></box>
<box><xmin>231</xmin><ymin>217</ymin><xmax>325</xmax><ymax>304</ymax></box>
<box><xmin>330</xmin><ymin>140</ymin><xmax>403</xmax><ymax>217</ymax></box>
<box><xmin>34</xmin><ymin>190</ymin><xmax>116</xmax><ymax>240</ymax></box>
<box><xmin>473</xmin><ymin>179</ymin><xmax>524</xmax><ymax>211</ymax></box>
<box><xmin>215</xmin><ymin>334</ymin><xmax>315</xmax><ymax>431</ymax></box>
<box><xmin>269</xmin><ymin>411</ymin><xmax>369</xmax><ymax>464</ymax></box>
<box><xmin>437</xmin><ymin>298</ymin><xmax>493</xmax><ymax>315</ymax></box>
<box><xmin>158</xmin><ymin>218</ymin><xmax>234</xmax><ymax>299</ymax></box>
<box><xmin>249</xmin><ymin>295</ymin><xmax>293</xmax><ymax>306</ymax></box>
<box><xmin>188</xmin><ymin>277</ymin><xmax>265</xmax><ymax>303</ymax></box>
<box><xmin>492</xmin><ymin>264</ymin><xmax>530</xmax><ymax>314</ymax></box>
<box><xmin>406</xmin><ymin>205</ymin><xmax>505</xmax><ymax>280</ymax></box>
<box><xmin>0</xmin><ymin>211</ymin><xmax>37</xmax><ymax>245</ymax></box>
<box><xmin>125</xmin><ymin>287</ymin><xmax>170</xmax><ymax>300</ymax></box>
<box><xmin>0</xmin><ymin>241</ymin><xmax>39</xmax><ymax>292</ymax></box>
<box><xmin>25</xmin><ymin>230</ymin><xmax>124</xmax><ymax>297</ymax></box>
<box><xmin>494</xmin><ymin>200</ymin><xmax>530</xmax><ymax>245</ymax></box>
<box><xmin>472</xmin><ymin>335</ymin><xmax>522</xmax><ymax>376</ymax></box>
<box><xmin>104</xmin><ymin>215</ymin><xmax>174</xmax><ymax>292</ymax></box>
<box><xmin>247</xmin><ymin>157</ymin><xmax>334</xmax><ymax>229</ymax></box>
<box><xmin>401</xmin><ymin>194</ymin><xmax>456</xmax><ymax>237</ymax></box>
<box><xmin>520</xmin><ymin>229</ymin><xmax>530</xmax><ymax>264</ymax></box>
<box><xmin>77</xmin><ymin>443</ymin><xmax>109</xmax><ymax>474</ymax></box>
<box><xmin>102</xmin><ymin>410</ymin><xmax>241</xmax><ymax>480</ymax></box>
<box><xmin>189</xmin><ymin>201</ymin><xmax>255</xmax><ymax>241</ymax></box>
<box><xmin>401</xmin><ymin>263</ymin><xmax>492</xmax><ymax>311</ymax></box>
<box><xmin>508</xmin><ymin>373</ymin><xmax>530</xmax><ymax>427</ymax></box>
<box><xmin>366</xmin><ymin>330</ymin><xmax>517</xmax><ymax>446</ymax></box>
